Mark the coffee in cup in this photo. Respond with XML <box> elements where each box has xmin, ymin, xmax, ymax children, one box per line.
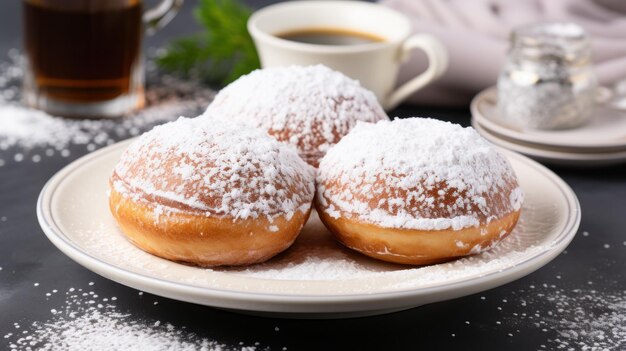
<box><xmin>248</xmin><ymin>1</ymin><xmax>448</xmax><ymax>110</ymax></box>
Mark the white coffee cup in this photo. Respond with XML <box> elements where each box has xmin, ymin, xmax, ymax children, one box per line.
<box><xmin>248</xmin><ymin>1</ymin><xmax>448</xmax><ymax>110</ymax></box>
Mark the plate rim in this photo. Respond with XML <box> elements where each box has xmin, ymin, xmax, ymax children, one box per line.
<box><xmin>37</xmin><ymin>139</ymin><xmax>581</xmax><ymax>308</ymax></box>
<box><xmin>472</xmin><ymin>86</ymin><xmax>626</xmax><ymax>151</ymax></box>
<box><xmin>472</xmin><ymin>119</ymin><xmax>626</xmax><ymax>164</ymax></box>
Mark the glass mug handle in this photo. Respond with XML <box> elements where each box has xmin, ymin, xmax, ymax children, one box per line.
<box><xmin>144</xmin><ymin>0</ymin><xmax>184</xmax><ymax>35</ymax></box>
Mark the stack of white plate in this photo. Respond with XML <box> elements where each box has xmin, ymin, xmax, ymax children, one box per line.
<box><xmin>471</xmin><ymin>87</ymin><xmax>626</xmax><ymax>166</ymax></box>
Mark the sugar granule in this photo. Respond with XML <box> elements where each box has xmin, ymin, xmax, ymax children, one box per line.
<box><xmin>112</xmin><ymin>117</ymin><xmax>315</xmax><ymax>221</ymax></box>
<box><xmin>5</xmin><ymin>287</ymin><xmax>261</xmax><ymax>351</ymax></box>
<box><xmin>498</xmin><ymin>286</ymin><xmax>626</xmax><ymax>350</ymax></box>
<box><xmin>0</xmin><ymin>50</ymin><xmax>215</xmax><ymax>164</ymax></box>
<box><xmin>204</xmin><ymin>64</ymin><xmax>387</xmax><ymax>165</ymax></box>
<box><xmin>316</xmin><ymin>118</ymin><xmax>523</xmax><ymax>232</ymax></box>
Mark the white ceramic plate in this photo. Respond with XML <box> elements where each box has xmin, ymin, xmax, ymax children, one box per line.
<box><xmin>472</xmin><ymin>87</ymin><xmax>626</xmax><ymax>152</ymax></box>
<box><xmin>37</xmin><ymin>139</ymin><xmax>580</xmax><ymax>318</ymax></box>
<box><xmin>473</xmin><ymin>120</ymin><xmax>626</xmax><ymax>167</ymax></box>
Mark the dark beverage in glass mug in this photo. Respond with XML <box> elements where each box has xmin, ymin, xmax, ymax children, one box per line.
<box><xmin>22</xmin><ymin>0</ymin><xmax>183</xmax><ymax>118</ymax></box>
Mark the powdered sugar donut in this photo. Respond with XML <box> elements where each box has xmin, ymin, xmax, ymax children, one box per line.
<box><xmin>203</xmin><ymin>65</ymin><xmax>388</xmax><ymax>167</ymax></box>
<box><xmin>109</xmin><ymin>117</ymin><xmax>316</xmax><ymax>267</ymax></box>
<box><xmin>315</xmin><ymin>118</ymin><xmax>523</xmax><ymax>265</ymax></box>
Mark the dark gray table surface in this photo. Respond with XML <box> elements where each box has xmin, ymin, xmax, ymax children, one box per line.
<box><xmin>1</xmin><ymin>1</ymin><xmax>625</xmax><ymax>350</ymax></box>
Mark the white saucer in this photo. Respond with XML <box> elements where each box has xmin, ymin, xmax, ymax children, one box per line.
<box><xmin>37</xmin><ymin>139</ymin><xmax>580</xmax><ymax>318</ymax></box>
<box><xmin>473</xmin><ymin>120</ymin><xmax>626</xmax><ymax>167</ymax></box>
<box><xmin>472</xmin><ymin>87</ymin><xmax>626</xmax><ymax>152</ymax></box>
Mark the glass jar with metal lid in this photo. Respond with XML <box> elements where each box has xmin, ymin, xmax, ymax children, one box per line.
<box><xmin>497</xmin><ymin>23</ymin><xmax>597</xmax><ymax>130</ymax></box>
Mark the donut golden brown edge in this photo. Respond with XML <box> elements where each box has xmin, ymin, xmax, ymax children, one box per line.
<box><xmin>315</xmin><ymin>204</ymin><xmax>520</xmax><ymax>265</ymax></box>
<box><xmin>109</xmin><ymin>182</ymin><xmax>311</xmax><ymax>267</ymax></box>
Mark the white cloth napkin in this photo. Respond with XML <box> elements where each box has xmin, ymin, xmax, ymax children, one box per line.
<box><xmin>381</xmin><ymin>0</ymin><xmax>626</xmax><ymax>106</ymax></box>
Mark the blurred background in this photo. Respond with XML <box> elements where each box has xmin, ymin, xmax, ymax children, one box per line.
<box><xmin>3</xmin><ymin>0</ymin><xmax>626</xmax><ymax>108</ymax></box>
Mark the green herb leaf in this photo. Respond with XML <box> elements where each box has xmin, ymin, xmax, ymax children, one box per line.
<box><xmin>156</xmin><ymin>0</ymin><xmax>260</xmax><ymax>86</ymax></box>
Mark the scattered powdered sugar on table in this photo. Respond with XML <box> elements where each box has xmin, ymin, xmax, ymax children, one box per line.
<box><xmin>488</xmin><ymin>283</ymin><xmax>626</xmax><ymax>350</ymax></box>
<box><xmin>112</xmin><ymin>117</ymin><xmax>315</xmax><ymax>220</ymax></box>
<box><xmin>546</xmin><ymin>289</ymin><xmax>626</xmax><ymax>350</ymax></box>
<box><xmin>316</xmin><ymin>118</ymin><xmax>523</xmax><ymax>231</ymax></box>
<box><xmin>4</xmin><ymin>285</ymin><xmax>261</xmax><ymax>351</ymax></box>
<box><xmin>204</xmin><ymin>64</ymin><xmax>388</xmax><ymax>166</ymax></box>
<box><xmin>0</xmin><ymin>49</ymin><xmax>215</xmax><ymax>164</ymax></box>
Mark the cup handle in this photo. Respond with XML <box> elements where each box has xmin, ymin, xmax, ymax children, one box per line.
<box><xmin>143</xmin><ymin>0</ymin><xmax>184</xmax><ymax>35</ymax></box>
<box><xmin>384</xmin><ymin>34</ymin><xmax>448</xmax><ymax>110</ymax></box>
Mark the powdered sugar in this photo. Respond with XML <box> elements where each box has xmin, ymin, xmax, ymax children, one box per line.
<box><xmin>4</xmin><ymin>285</ymin><xmax>262</xmax><ymax>351</ymax></box>
<box><xmin>509</xmin><ymin>187</ymin><xmax>524</xmax><ymax>211</ymax></box>
<box><xmin>112</xmin><ymin>117</ymin><xmax>315</xmax><ymax>220</ymax></box>
<box><xmin>43</xmin><ymin>134</ymin><xmax>572</xmax><ymax>299</ymax></box>
<box><xmin>0</xmin><ymin>50</ymin><xmax>214</xmax><ymax>164</ymax></box>
<box><xmin>203</xmin><ymin>65</ymin><xmax>388</xmax><ymax>166</ymax></box>
<box><xmin>317</xmin><ymin>118</ymin><xmax>523</xmax><ymax>231</ymax></box>
<box><xmin>77</xmin><ymin>203</ymin><xmax>549</xmax><ymax>289</ymax></box>
<box><xmin>493</xmin><ymin>284</ymin><xmax>626</xmax><ymax>350</ymax></box>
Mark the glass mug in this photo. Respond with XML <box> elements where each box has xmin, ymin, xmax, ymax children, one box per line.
<box><xmin>22</xmin><ymin>0</ymin><xmax>183</xmax><ymax>118</ymax></box>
